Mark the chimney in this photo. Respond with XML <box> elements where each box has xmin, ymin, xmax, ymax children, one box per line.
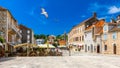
<box><xmin>93</xmin><ymin>12</ymin><xmax>97</xmax><ymax>18</ymax></box>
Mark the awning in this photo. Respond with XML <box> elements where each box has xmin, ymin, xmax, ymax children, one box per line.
<box><xmin>0</xmin><ymin>42</ymin><xmax>3</xmax><ymax>48</ymax></box>
<box><xmin>14</xmin><ymin>43</ymin><xmax>28</xmax><ymax>48</ymax></box>
<box><xmin>78</xmin><ymin>44</ymin><xmax>83</xmax><ymax>46</ymax></box>
<box><xmin>38</xmin><ymin>44</ymin><xmax>55</xmax><ymax>48</ymax></box>
<box><xmin>58</xmin><ymin>45</ymin><xmax>67</xmax><ymax>48</ymax></box>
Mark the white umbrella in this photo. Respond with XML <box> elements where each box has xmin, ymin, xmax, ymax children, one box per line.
<box><xmin>38</xmin><ymin>44</ymin><xmax>55</xmax><ymax>48</ymax></box>
<box><xmin>0</xmin><ymin>42</ymin><xmax>3</xmax><ymax>48</ymax></box>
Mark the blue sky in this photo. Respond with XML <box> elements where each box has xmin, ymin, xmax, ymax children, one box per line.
<box><xmin>0</xmin><ymin>0</ymin><xmax>120</xmax><ymax>35</ymax></box>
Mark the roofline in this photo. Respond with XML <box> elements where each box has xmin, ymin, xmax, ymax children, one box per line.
<box><xmin>68</xmin><ymin>12</ymin><xmax>97</xmax><ymax>34</ymax></box>
<box><xmin>0</xmin><ymin>6</ymin><xmax>17</xmax><ymax>22</ymax></box>
<box><xmin>19</xmin><ymin>24</ymin><xmax>32</xmax><ymax>30</ymax></box>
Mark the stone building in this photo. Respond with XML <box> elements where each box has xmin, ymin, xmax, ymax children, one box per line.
<box><xmin>84</xmin><ymin>18</ymin><xmax>100</xmax><ymax>53</ymax></box>
<box><xmin>68</xmin><ymin>13</ymin><xmax>97</xmax><ymax>52</ymax></box>
<box><xmin>48</xmin><ymin>35</ymin><xmax>56</xmax><ymax>44</ymax></box>
<box><xmin>0</xmin><ymin>7</ymin><xmax>21</xmax><ymax>52</ymax></box>
<box><xmin>19</xmin><ymin>25</ymin><xmax>34</xmax><ymax>44</ymax></box>
<box><xmin>102</xmin><ymin>15</ymin><xmax>120</xmax><ymax>55</ymax></box>
<box><xmin>93</xmin><ymin>19</ymin><xmax>105</xmax><ymax>53</ymax></box>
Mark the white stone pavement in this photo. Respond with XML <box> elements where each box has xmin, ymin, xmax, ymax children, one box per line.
<box><xmin>0</xmin><ymin>52</ymin><xmax>120</xmax><ymax>68</ymax></box>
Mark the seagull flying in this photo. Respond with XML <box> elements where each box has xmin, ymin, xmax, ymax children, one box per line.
<box><xmin>41</xmin><ymin>8</ymin><xmax>48</xmax><ymax>18</ymax></box>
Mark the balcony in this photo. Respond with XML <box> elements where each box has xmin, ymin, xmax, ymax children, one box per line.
<box><xmin>11</xmin><ymin>24</ymin><xmax>18</xmax><ymax>33</ymax></box>
<box><xmin>8</xmin><ymin>23</ymin><xmax>21</xmax><ymax>37</ymax></box>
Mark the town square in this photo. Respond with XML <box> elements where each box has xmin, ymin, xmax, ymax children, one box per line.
<box><xmin>1</xmin><ymin>52</ymin><xmax>120</xmax><ymax>68</ymax></box>
<box><xmin>0</xmin><ymin>0</ymin><xmax>120</xmax><ymax>68</ymax></box>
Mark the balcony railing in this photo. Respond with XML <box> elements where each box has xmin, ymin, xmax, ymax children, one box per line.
<box><xmin>12</xmin><ymin>24</ymin><xmax>18</xmax><ymax>33</ymax></box>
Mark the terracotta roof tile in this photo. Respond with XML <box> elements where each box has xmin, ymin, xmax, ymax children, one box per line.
<box><xmin>94</xmin><ymin>20</ymin><xmax>105</xmax><ymax>34</ymax></box>
<box><xmin>85</xmin><ymin>25</ymin><xmax>93</xmax><ymax>30</ymax></box>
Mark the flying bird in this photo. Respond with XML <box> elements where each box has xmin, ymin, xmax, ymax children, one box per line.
<box><xmin>41</xmin><ymin>8</ymin><xmax>48</xmax><ymax>18</ymax></box>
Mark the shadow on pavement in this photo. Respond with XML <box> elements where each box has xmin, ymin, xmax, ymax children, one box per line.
<box><xmin>0</xmin><ymin>57</ymin><xmax>15</xmax><ymax>62</ymax></box>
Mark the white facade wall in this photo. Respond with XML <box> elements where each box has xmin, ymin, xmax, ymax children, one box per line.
<box><xmin>94</xmin><ymin>35</ymin><xmax>102</xmax><ymax>53</ymax></box>
<box><xmin>84</xmin><ymin>30</ymin><xmax>94</xmax><ymax>52</ymax></box>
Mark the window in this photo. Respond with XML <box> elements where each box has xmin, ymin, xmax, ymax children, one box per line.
<box><xmin>80</xmin><ymin>36</ymin><xmax>81</xmax><ymax>41</ymax></box>
<box><xmin>75</xmin><ymin>37</ymin><xmax>79</xmax><ymax>41</ymax></box>
<box><xmin>85</xmin><ymin>45</ymin><xmax>87</xmax><ymax>52</ymax></box>
<box><xmin>88</xmin><ymin>46</ymin><xmax>90</xmax><ymax>51</ymax></box>
<box><xmin>27</xmin><ymin>30</ymin><xmax>30</xmax><ymax>34</ymax></box>
<box><xmin>118</xmin><ymin>25</ymin><xmax>120</xmax><ymax>28</ymax></box>
<box><xmin>103</xmin><ymin>34</ymin><xmax>107</xmax><ymax>40</ymax></box>
<box><xmin>92</xmin><ymin>27</ymin><xmax>94</xmax><ymax>37</ymax></box>
<box><xmin>81</xmin><ymin>28</ymin><xmax>82</xmax><ymax>31</ymax></box>
<box><xmin>91</xmin><ymin>44</ymin><xmax>93</xmax><ymax>52</ymax></box>
<box><xmin>112</xmin><ymin>32</ymin><xmax>117</xmax><ymax>40</ymax></box>
<box><xmin>27</xmin><ymin>40</ymin><xmax>30</xmax><ymax>43</ymax></box>
<box><xmin>20</xmin><ymin>30</ymin><xmax>22</xmax><ymax>33</ymax></box>
<box><xmin>94</xmin><ymin>46</ymin><xmax>96</xmax><ymax>52</ymax></box>
<box><xmin>82</xmin><ymin>36</ymin><xmax>84</xmax><ymax>41</ymax></box>
<box><xmin>27</xmin><ymin>35</ymin><xmax>30</xmax><ymax>40</ymax></box>
<box><xmin>104</xmin><ymin>45</ymin><xmax>107</xmax><ymax>51</ymax></box>
<box><xmin>104</xmin><ymin>25</ymin><xmax>107</xmax><ymax>31</ymax></box>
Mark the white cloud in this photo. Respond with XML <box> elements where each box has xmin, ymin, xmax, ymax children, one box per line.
<box><xmin>108</xmin><ymin>6</ymin><xmax>120</xmax><ymax>14</ymax></box>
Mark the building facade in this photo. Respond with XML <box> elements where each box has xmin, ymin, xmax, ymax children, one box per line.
<box><xmin>36</xmin><ymin>39</ymin><xmax>45</xmax><ymax>45</ymax></box>
<box><xmin>84</xmin><ymin>27</ymin><xmax>95</xmax><ymax>52</ymax></box>
<box><xmin>0</xmin><ymin>7</ymin><xmax>21</xmax><ymax>52</ymax></box>
<box><xmin>68</xmin><ymin>23</ymin><xmax>85</xmax><ymax>51</ymax></box>
<box><xmin>48</xmin><ymin>35</ymin><xmax>56</xmax><ymax>44</ymax></box>
<box><xmin>93</xmin><ymin>19</ymin><xmax>105</xmax><ymax>53</ymax></box>
<box><xmin>58</xmin><ymin>40</ymin><xmax>66</xmax><ymax>46</ymax></box>
<box><xmin>102</xmin><ymin>15</ymin><xmax>120</xmax><ymax>55</ymax></box>
<box><xmin>19</xmin><ymin>25</ymin><xmax>34</xmax><ymax>44</ymax></box>
<box><xmin>68</xmin><ymin>13</ymin><xmax>97</xmax><ymax>51</ymax></box>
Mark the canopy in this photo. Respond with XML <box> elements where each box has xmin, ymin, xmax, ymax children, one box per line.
<box><xmin>38</xmin><ymin>44</ymin><xmax>55</xmax><ymax>48</ymax></box>
<box><xmin>0</xmin><ymin>42</ymin><xmax>3</xmax><ymax>48</ymax></box>
<box><xmin>14</xmin><ymin>43</ymin><xmax>28</xmax><ymax>48</ymax></box>
<box><xmin>58</xmin><ymin>45</ymin><xmax>67</xmax><ymax>48</ymax></box>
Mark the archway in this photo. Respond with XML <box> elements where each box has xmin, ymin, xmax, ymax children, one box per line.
<box><xmin>113</xmin><ymin>44</ymin><xmax>116</xmax><ymax>54</ymax></box>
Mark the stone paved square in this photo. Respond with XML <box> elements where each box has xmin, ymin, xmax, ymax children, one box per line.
<box><xmin>0</xmin><ymin>53</ymin><xmax>120</xmax><ymax>68</ymax></box>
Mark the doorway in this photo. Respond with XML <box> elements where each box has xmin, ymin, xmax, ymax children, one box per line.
<box><xmin>85</xmin><ymin>45</ymin><xmax>87</xmax><ymax>52</ymax></box>
<box><xmin>113</xmin><ymin>44</ymin><xmax>116</xmax><ymax>54</ymax></box>
<box><xmin>91</xmin><ymin>44</ymin><xmax>93</xmax><ymax>52</ymax></box>
<box><xmin>97</xmin><ymin>45</ymin><xmax>100</xmax><ymax>53</ymax></box>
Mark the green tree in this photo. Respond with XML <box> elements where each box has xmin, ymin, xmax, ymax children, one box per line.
<box><xmin>52</xmin><ymin>42</ymin><xmax>58</xmax><ymax>48</ymax></box>
<box><xmin>34</xmin><ymin>35</ymin><xmax>39</xmax><ymax>39</ymax></box>
<box><xmin>34</xmin><ymin>34</ymin><xmax>47</xmax><ymax>39</ymax></box>
<box><xmin>56</xmin><ymin>35</ymin><xmax>62</xmax><ymax>40</ymax></box>
<box><xmin>34</xmin><ymin>34</ymin><xmax>48</xmax><ymax>43</ymax></box>
<box><xmin>0</xmin><ymin>36</ymin><xmax>4</xmax><ymax>43</ymax></box>
<box><xmin>56</xmin><ymin>34</ymin><xmax>68</xmax><ymax>41</ymax></box>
